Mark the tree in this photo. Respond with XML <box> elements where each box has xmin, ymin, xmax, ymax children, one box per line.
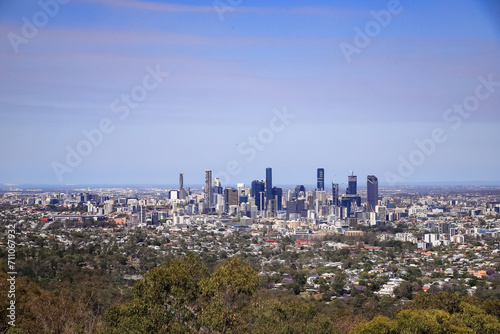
<box><xmin>243</xmin><ymin>295</ymin><xmax>337</xmax><ymax>334</ymax></box>
<box><xmin>450</xmin><ymin>302</ymin><xmax>500</xmax><ymax>334</ymax></box>
<box><xmin>351</xmin><ymin>309</ymin><xmax>473</xmax><ymax>334</ymax></box>
<box><xmin>104</xmin><ymin>253</ymin><xmax>209</xmax><ymax>333</ymax></box>
<box><xmin>394</xmin><ymin>281</ymin><xmax>413</xmax><ymax>300</ymax></box>
<box><xmin>332</xmin><ymin>271</ymin><xmax>347</xmax><ymax>296</ymax></box>
<box><xmin>198</xmin><ymin>257</ymin><xmax>259</xmax><ymax>333</ymax></box>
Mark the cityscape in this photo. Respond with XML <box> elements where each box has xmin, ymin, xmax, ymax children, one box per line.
<box><xmin>2</xmin><ymin>168</ymin><xmax>500</xmax><ymax>332</ymax></box>
<box><xmin>2</xmin><ymin>0</ymin><xmax>500</xmax><ymax>333</ymax></box>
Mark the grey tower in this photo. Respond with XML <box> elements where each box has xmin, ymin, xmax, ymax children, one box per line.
<box><xmin>367</xmin><ymin>175</ymin><xmax>378</xmax><ymax>212</ymax></box>
<box><xmin>332</xmin><ymin>183</ymin><xmax>339</xmax><ymax>206</ymax></box>
<box><xmin>205</xmin><ymin>170</ymin><xmax>212</xmax><ymax>210</ymax></box>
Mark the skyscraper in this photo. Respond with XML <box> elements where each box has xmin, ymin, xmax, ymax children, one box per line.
<box><xmin>265</xmin><ymin>167</ymin><xmax>272</xmax><ymax>206</ymax></box>
<box><xmin>332</xmin><ymin>183</ymin><xmax>339</xmax><ymax>206</ymax></box>
<box><xmin>224</xmin><ymin>188</ymin><xmax>238</xmax><ymax>209</ymax></box>
<box><xmin>317</xmin><ymin>168</ymin><xmax>325</xmax><ymax>191</ymax></box>
<box><xmin>179</xmin><ymin>173</ymin><xmax>184</xmax><ymax>190</ymax></box>
<box><xmin>204</xmin><ymin>170</ymin><xmax>212</xmax><ymax>210</ymax></box>
<box><xmin>347</xmin><ymin>174</ymin><xmax>357</xmax><ymax>195</ymax></box>
<box><xmin>367</xmin><ymin>175</ymin><xmax>378</xmax><ymax>212</ymax></box>
<box><xmin>294</xmin><ymin>185</ymin><xmax>306</xmax><ymax>199</ymax></box>
<box><xmin>272</xmin><ymin>187</ymin><xmax>283</xmax><ymax>211</ymax></box>
<box><xmin>213</xmin><ymin>177</ymin><xmax>223</xmax><ymax>195</ymax></box>
<box><xmin>140</xmin><ymin>205</ymin><xmax>147</xmax><ymax>224</ymax></box>
<box><xmin>251</xmin><ymin>180</ymin><xmax>266</xmax><ymax>210</ymax></box>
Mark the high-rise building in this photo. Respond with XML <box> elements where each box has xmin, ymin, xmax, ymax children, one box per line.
<box><xmin>367</xmin><ymin>175</ymin><xmax>378</xmax><ymax>212</ymax></box>
<box><xmin>224</xmin><ymin>188</ymin><xmax>239</xmax><ymax>208</ymax></box>
<box><xmin>317</xmin><ymin>168</ymin><xmax>325</xmax><ymax>191</ymax></box>
<box><xmin>347</xmin><ymin>174</ymin><xmax>357</xmax><ymax>195</ymax></box>
<box><xmin>294</xmin><ymin>185</ymin><xmax>306</xmax><ymax>199</ymax></box>
<box><xmin>332</xmin><ymin>183</ymin><xmax>339</xmax><ymax>206</ymax></box>
<box><xmin>179</xmin><ymin>173</ymin><xmax>187</xmax><ymax>200</ymax></box>
<box><xmin>152</xmin><ymin>211</ymin><xmax>159</xmax><ymax>225</ymax></box>
<box><xmin>140</xmin><ymin>205</ymin><xmax>147</xmax><ymax>224</ymax></box>
<box><xmin>213</xmin><ymin>177</ymin><xmax>223</xmax><ymax>195</ymax></box>
<box><xmin>251</xmin><ymin>180</ymin><xmax>266</xmax><ymax>211</ymax></box>
<box><xmin>204</xmin><ymin>170</ymin><xmax>212</xmax><ymax>210</ymax></box>
<box><xmin>272</xmin><ymin>187</ymin><xmax>283</xmax><ymax>211</ymax></box>
<box><xmin>265</xmin><ymin>167</ymin><xmax>272</xmax><ymax>206</ymax></box>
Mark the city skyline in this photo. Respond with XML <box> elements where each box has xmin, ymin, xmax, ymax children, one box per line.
<box><xmin>1</xmin><ymin>1</ymin><xmax>500</xmax><ymax>185</ymax></box>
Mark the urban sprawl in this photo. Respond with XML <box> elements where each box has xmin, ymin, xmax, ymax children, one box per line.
<box><xmin>2</xmin><ymin>168</ymin><xmax>500</xmax><ymax>300</ymax></box>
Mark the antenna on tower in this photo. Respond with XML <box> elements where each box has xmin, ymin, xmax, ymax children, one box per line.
<box><xmin>348</xmin><ymin>170</ymin><xmax>354</xmax><ymax>176</ymax></box>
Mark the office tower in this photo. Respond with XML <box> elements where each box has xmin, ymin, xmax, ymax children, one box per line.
<box><xmin>286</xmin><ymin>199</ymin><xmax>307</xmax><ymax>218</ymax></box>
<box><xmin>205</xmin><ymin>170</ymin><xmax>212</xmax><ymax>210</ymax></box>
<box><xmin>317</xmin><ymin>168</ymin><xmax>325</xmax><ymax>191</ymax></box>
<box><xmin>179</xmin><ymin>173</ymin><xmax>187</xmax><ymax>200</ymax></box>
<box><xmin>272</xmin><ymin>187</ymin><xmax>283</xmax><ymax>211</ymax></box>
<box><xmin>347</xmin><ymin>174</ymin><xmax>357</xmax><ymax>195</ymax></box>
<box><xmin>152</xmin><ymin>211</ymin><xmax>159</xmax><ymax>225</ymax></box>
<box><xmin>376</xmin><ymin>205</ymin><xmax>387</xmax><ymax>221</ymax></box>
<box><xmin>367</xmin><ymin>175</ymin><xmax>378</xmax><ymax>212</ymax></box>
<box><xmin>104</xmin><ymin>201</ymin><xmax>113</xmax><ymax>215</ymax></box>
<box><xmin>332</xmin><ymin>182</ymin><xmax>339</xmax><ymax>206</ymax></box>
<box><xmin>266</xmin><ymin>167</ymin><xmax>272</xmax><ymax>205</ymax></box>
<box><xmin>213</xmin><ymin>177</ymin><xmax>223</xmax><ymax>195</ymax></box>
<box><xmin>237</xmin><ymin>183</ymin><xmax>245</xmax><ymax>195</ymax></box>
<box><xmin>140</xmin><ymin>205</ymin><xmax>147</xmax><ymax>224</ymax></box>
<box><xmin>224</xmin><ymin>188</ymin><xmax>239</xmax><ymax>208</ymax></box>
<box><xmin>251</xmin><ymin>180</ymin><xmax>265</xmax><ymax>210</ymax></box>
<box><xmin>294</xmin><ymin>185</ymin><xmax>306</xmax><ymax>199</ymax></box>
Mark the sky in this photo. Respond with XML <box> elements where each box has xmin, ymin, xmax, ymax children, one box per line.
<box><xmin>0</xmin><ymin>0</ymin><xmax>499</xmax><ymax>187</ymax></box>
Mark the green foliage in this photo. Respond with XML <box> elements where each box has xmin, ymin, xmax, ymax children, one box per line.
<box><xmin>102</xmin><ymin>255</ymin><xmax>259</xmax><ymax>333</ymax></box>
<box><xmin>450</xmin><ymin>302</ymin><xmax>500</xmax><ymax>334</ymax></box>
<box><xmin>104</xmin><ymin>253</ymin><xmax>208</xmax><ymax>333</ymax></box>
<box><xmin>244</xmin><ymin>296</ymin><xmax>337</xmax><ymax>334</ymax></box>
<box><xmin>351</xmin><ymin>309</ymin><xmax>474</xmax><ymax>334</ymax></box>
<box><xmin>198</xmin><ymin>257</ymin><xmax>259</xmax><ymax>332</ymax></box>
<box><xmin>353</xmin><ymin>292</ymin><xmax>500</xmax><ymax>334</ymax></box>
<box><xmin>408</xmin><ymin>291</ymin><xmax>463</xmax><ymax>314</ymax></box>
<box><xmin>394</xmin><ymin>281</ymin><xmax>413</xmax><ymax>300</ymax></box>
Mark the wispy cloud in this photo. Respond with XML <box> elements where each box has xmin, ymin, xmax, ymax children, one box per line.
<box><xmin>82</xmin><ymin>0</ymin><xmax>359</xmax><ymax>18</ymax></box>
<box><xmin>82</xmin><ymin>0</ymin><xmax>215</xmax><ymax>13</ymax></box>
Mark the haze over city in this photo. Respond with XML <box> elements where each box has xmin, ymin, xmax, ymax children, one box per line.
<box><xmin>1</xmin><ymin>0</ymin><xmax>499</xmax><ymax>186</ymax></box>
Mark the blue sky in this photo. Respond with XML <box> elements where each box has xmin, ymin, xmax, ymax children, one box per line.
<box><xmin>0</xmin><ymin>0</ymin><xmax>499</xmax><ymax>186</ymax></box>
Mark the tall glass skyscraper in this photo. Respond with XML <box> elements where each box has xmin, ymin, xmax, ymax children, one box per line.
<box><xmin>367</xmin><ymin>175</ymin><xmax>378</xmax><ymax>212</ymax></box>
<box><xmin>265</xmin><ymin>167</ymin><xmax>272</xmax><ymax>205</ymax></box>
<box><xmin>317</xmin><ymin>168</ymin><xmax>324</xmax><ymax>191</ymax></box>
<box><xmin>251</xmin><ymin>180</ymin><xmax>266</xmax><ymax>210</ymax></box>
<box><xmin>347</xmin><ymin>175</ymin><xmax>357</xmax><ymax>195</ymax></box>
